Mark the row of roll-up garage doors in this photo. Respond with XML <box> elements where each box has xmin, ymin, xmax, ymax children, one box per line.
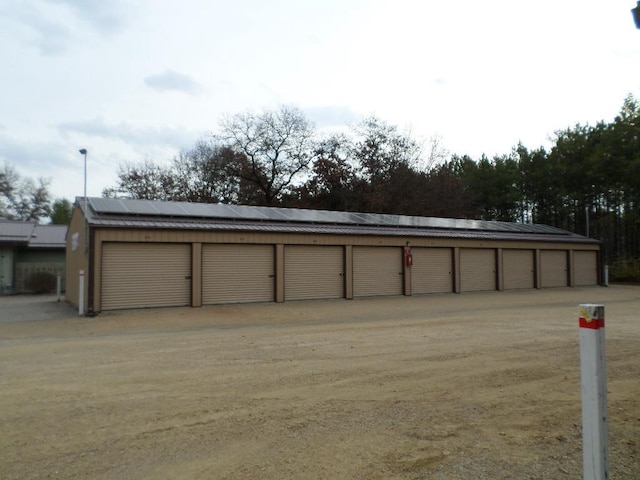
<box><xmin>100</xmin><ymin>243</ymin><xmax>598</xmax><ymax>310</ymax></box>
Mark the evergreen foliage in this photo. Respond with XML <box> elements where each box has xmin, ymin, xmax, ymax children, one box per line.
<box><xmin>106</xmin><ymin>97</ymin><xmax>640</xmax><ymax>274</ymax></box>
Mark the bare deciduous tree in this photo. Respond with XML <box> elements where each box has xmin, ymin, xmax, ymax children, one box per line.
<box><xmin>103</xmin><ymin>160</ymin><xmax>175</xmax><ymax>200</ymax></box>
<box><xmin>217</xmin><ymin>105</ymin><xmax>315</xmax><ymax>206</ymax></box>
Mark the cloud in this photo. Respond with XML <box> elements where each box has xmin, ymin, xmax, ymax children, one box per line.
<box><xmin>57</xmin><ymin>117</ymin><xmax>201</xmax><ymax>150</ymax></box>
<box><xmin>49</xmin><ymin>0</ymin><xmax>126</xmax><ymax>35</ymax></box>
<box><xmin>144</xmin><ymin>70</ymin><xmax>203</xmax><ymax>95</ymax></box>
<box><xmin>0</xmin><ymin>132</ymin><xmax>118</xmax><ymax>201</ymax></box>
<box><xmin>0</xmin><ymin>131</ymin><xmax>76</xmax><ymax>180</ymax></box>
<box><xmin>1</xmin><ymin>0</ymin><xmax>126</xmax><ymax>55</ymax></box>
<box><xmin>303</xmin><ymin>105</ymin><xmax>361</xmax><ymax>130</ymax></box>
<box><xmin>1</xmin><ymin>122</ymin><xmax>203</xmax><ymax>200</ymax></box>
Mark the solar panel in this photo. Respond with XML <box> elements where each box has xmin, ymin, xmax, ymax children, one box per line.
<box><xmin>181</xmin><ymin>202</ymin><xmax>215</xmax><ymax>217</ymax></box>
<box><xmin>151</xmin><ymin>201</ymin><xmax>190</xmax><ymax>216</ymax></box>
<box><xmin>89</xmin><ymin>197</ymin><xmax>129</xmax><ymax>214</ymax></box>
<box><xmin>87</xmin><ymin>197</ymin><xmax>573</xmax><ymax>236</ymax></box>
<box><xmin>228</xmin><ymin>205</ymin><xmax>273</xmax><ymax>220</ymax></box>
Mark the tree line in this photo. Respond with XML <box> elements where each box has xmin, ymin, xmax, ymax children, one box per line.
<box><xmin>0</xmin><ymin>162</ymin><xmax>72</xmax><ymax>224</ymax></box>
<box><xmin>2</xmin><ymin>96</ymin><xmax>637</xmax><ymax>275</ymax></box>
<box><xmin>105</xmin><ymin>98</ymin><xmax>640</xmax><ymax>269</ymax></box>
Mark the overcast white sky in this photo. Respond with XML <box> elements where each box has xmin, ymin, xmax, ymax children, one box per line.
<box><xmin>1</xmin><ymin>0</ymin><xmax>639</xmax><ymax>201</ymax></box>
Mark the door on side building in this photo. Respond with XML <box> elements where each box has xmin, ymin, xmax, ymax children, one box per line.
<box><xmin>0</xmin><ymin>247</ymin><xmax>14</xmax><ymax>294</ymax></box>
<box><xmin>353</xmin><ymin>246</ymin><xmax>403</xmax><ymax>297</ymax></box>
<box><xmin>202</xmin><ymin>244</ymin><xmax>274</xmax><ymax>305</ymax></box>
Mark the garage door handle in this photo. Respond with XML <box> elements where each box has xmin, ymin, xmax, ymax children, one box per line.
<box><xmin>269</xmin><ymin>274</ymin><xmax>275</xmax><ymax>278</ymax></box>
<box><xmin>185</xmin><ymin>275</ymin><xmax>192</xmax><ymax>280</ymax></box>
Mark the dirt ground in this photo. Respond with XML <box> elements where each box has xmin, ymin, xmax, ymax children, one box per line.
<box><xmin>1</xmin><ymin>286</ymin><xmax>638</xmax><ymax>480</ymax></box>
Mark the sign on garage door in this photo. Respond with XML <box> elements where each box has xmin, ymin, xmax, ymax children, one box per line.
<box><xmin>411</xmin><ymin>247</ymin><xmax>453</xmax><ymax>294</ymax></box>
<box><xmin>353</xmin><ymin>246</ymin><xmax>403</xmax><ymax>297</ymax></box>
<box><xmin>101</xmin><ymin>243</ymin><xmax>191</xmax><ymax>310</ymax></box>
<box><xmin>460</xmin><ymin>248</ymin><xmax>496</xmax><ymax>292</ymax></box>
<box><xmin>574</xmin><ymin>251</ymin><xmax>598</xmax><ymax>286</ymax></box>
<box><xmin>202</xmin><ymin>244</ymin><xmax>274</xmax><ymax>304</ymax></box>
<box><xmin>541</xmin><ymin>250</ymin><xmax>568</xmax><ymax>287</ymax></box>
<box><xmin>503</xmin><ymin>249</ymin><xmax>535</xmax><ymax>290</ymax></box>
<box><xmin>285</xmin><ymin>245</ymin><xmax>344</xmax><ymax>301</ymax></box>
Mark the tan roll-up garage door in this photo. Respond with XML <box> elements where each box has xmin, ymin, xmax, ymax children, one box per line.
<box><xmin>353</xmin><ymin>246</ymin><xmax>403</xmax><ymax>297</ymax></box>
<box><xmin>411</xmin><ymin>247</ymin><xmax>453</xmax><ymax>294</ymax></box>
<box><xmin>202</xmin><ymin>244</ymin><xmax>274</xmax><ymax>304</ymax></box>
<box><xmin>460</xmin><ymin>248</ymin><xmax>496</xmax><ymax>292</ymax></box>
<box><xmin>541</xmin><ymin>250</ymin><xmax>568</xmax><ymax>287</ymax></box>
<box><xmin>285</xmin><ymin>245</ymin><xmax>344</xmax><ymax>301</ymax></box>
<box><xmin>101</xmin><ymin>243</ymin><xmax>191</xmax><ymax>311</ymax></box>
<box><xmin>503</xmin><ymin>249</ymin><xmax>535</xmax><ymax>290</ymax></box>
<box><xmin>574</xmin><ymin>250</ymin><xmax>598</xmax><ymax>286</ymax></box>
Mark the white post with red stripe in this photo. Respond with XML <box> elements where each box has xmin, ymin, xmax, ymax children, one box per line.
<box><xmin>579</xmin><ymin>304</ymin><xmax>608</xmax><ymax>480</ymax></box>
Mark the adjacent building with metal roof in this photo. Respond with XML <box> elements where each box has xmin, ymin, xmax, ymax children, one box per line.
<box><xmin>0</xmin><ymin>221</ymin><xmax>67</xmax><ymax>293</ymax></box>
<box><xmin>67</xmin><ymin>197</ymin><xmax>601</xmax><ymax>313</ymax></box>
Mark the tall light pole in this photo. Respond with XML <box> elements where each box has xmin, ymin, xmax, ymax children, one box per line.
<box><xmin>79</xmin><ymin>149</ymin><xmax>88</xmax><ymax>253</ymax></box>
<box><xmin>585</xmin><ymin>205</ymin><xmax>590</xmax><ymax>238</ymax></box>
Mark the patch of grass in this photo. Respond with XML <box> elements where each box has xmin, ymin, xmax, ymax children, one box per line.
<box><xmin>609</xmin><ymin>257</ymin><xmax>640</xmax><ymax>283</ymax></box>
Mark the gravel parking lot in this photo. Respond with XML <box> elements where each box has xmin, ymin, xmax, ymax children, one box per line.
<box><xmin>1</xmin><ymin>286</ymin><xmax>638</xmax><ymax>479</ymax></box>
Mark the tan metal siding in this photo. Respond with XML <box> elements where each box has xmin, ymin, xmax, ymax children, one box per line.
<box><xmin>460</xmin><ymin>248</ymin><xmax>496</xmax><ymax>292</ymax></box>
<box><xmin>202</xmin><ymin>244</ymin><xmax>274</xmax><ymax>304</ymax></box>
<box><xmin>93</xmin><ymin>227</ymin><xmax>600</xmax><ymax>252</ymax></box>
<box><xmin>66</xmin><ymin>205</ymin><xmax>89</xmax><ymax>309</ymax></box>
<box><xmin>411</xmin><ymin>247</ymin><xmax>453</xmax><ymax>294</ymax></box>
<box><xmin>541</xmin><ymin>250</ymin><xmax>568</xmax><ymax>287</ymax></box>
<box><xmin>101</xmin><ymin>243</ymin><xmax>191</xmax><ymax>310</ymax></box>
<box><xmin>503</xmin><ymin>249</ymin><xmax>535</xmax><ymax>290</ymax></box>
<box><xmin>353</xmin><ymin>246</ymin><xmax>403</xmax><ymax>297</ymax></box>
<box><xmin>285</xmin><ymin>245</ymin><xmax>344</xmax><ymax>301</ymax></box>
<box><xmin>574</xmin><ymin>251</ymin><xmax>598</xmax><ymax>286</ymax></box>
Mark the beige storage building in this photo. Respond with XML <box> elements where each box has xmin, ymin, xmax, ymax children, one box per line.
<box><xmin>66</xmin><ymin>197</ymin><xmax>601</xmax><ymax>314</ymax></box>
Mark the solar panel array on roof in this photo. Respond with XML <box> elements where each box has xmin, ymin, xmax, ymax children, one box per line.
<box><xmin>86</xmin><ymin>197</ymin><xmax>570</xmax><ymax>235</ymax></box>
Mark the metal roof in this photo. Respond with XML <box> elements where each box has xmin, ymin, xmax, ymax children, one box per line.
<box><xmin>0</xmin><ymin>221</ymin><xmax>36</xmax><ymax>245</ymax></box>
<box><xmin>28</xmin><ymin>224</ymin><xmax>67</xmax><ymax>248</ymax></box>
<box><xmin>82</xmin><ymin>197</ymin><xmax>598</xmax><ymax>244</ymax></box>
<box><xmin>0</xmin><ymin>221</ymin><xmax>67</xmax><ymax>248</ymax></box>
